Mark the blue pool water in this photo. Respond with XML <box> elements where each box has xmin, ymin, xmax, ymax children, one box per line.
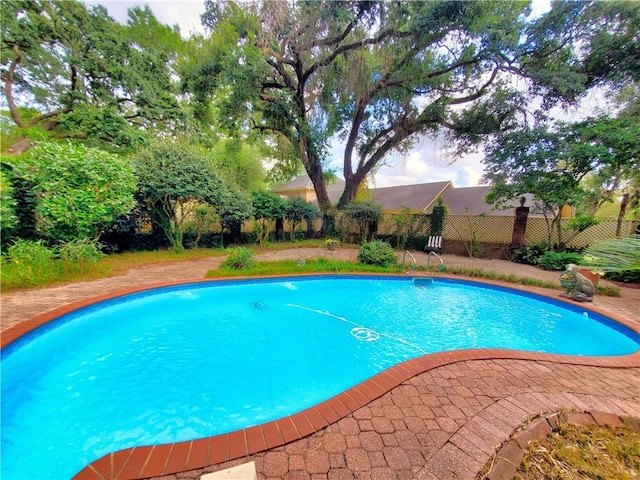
<box><xmin>2</xmin><ymin>276</ymin><xmax>638</xmax><ymax>479</ymax></box>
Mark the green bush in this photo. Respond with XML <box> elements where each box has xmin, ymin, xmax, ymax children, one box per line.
<box><xmin>357</xmin><ymin>240</ymin><xmax>397</xmax><ymax>267</ymax></box>
<box><xmin>221</xmin><ymin>247</ymin><xmax>255</xmax><ymax>270</ymax></box>
<box><xmin>508</xmin><ymin>244</ymin><xmax>547</xmax><ymax>265</ymax></box>
<box><xmin>57</xmin><ymin>238</ymin><xmax>105</xmax><ymax>264</ymax></box>
<box><xmin>2</xmin><ymin>239</ymin><xmax>56</xmax><ymax>287</ymax></box>
<box><xmin>605</xmin><ymin>270</ymin><xmax>640</xmax><ymax>284</ymax></box>
<box><xmin>536</xmin><ymin>251</ymin><xmax>583</xmax><ymax>271</ymax></box>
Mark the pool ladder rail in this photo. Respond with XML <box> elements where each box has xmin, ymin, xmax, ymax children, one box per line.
<box><xmin>427</xmin><ymin>251</ymin><xmax>445</xmax><ymax>271</ymax></box>
<box><xmin>402</xmin><ymin>251</ymin><xmax>417</xmax><ymax>270</ymax></box>
<box><xmin>402</xmin><ymin>250</ymin><xmax>445</xmax><ymax>272</ymax></box>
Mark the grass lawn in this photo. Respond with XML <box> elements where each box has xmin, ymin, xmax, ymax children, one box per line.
<box><xmin>0</xmin><ymin>240</ymin><xmax>620</xmax><ymax>297</ymax></box>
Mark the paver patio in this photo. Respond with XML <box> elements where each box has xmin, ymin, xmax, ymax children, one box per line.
<box><xmin>1</xmin><ymin>248</ymin><xmax>638</xmax><ymax>480</ymax></box>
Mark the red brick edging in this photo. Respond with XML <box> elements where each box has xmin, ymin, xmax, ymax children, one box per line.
<box><xmin>70</xmin><ymin>345</ymin><xmax>639</xmax><ymax>480</ymax></box>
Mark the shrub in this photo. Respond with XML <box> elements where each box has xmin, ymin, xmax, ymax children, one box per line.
<box><xmin>536</xmin><ymin>251</ymin><xmax>583</xmax><ymax>271</ymax></box>
<box><xmin>508</xmin><ymin>244</ymin><xmax>546</xmax><ymax>265</ymax></box>
<box><xmin>221</xmin><ymin>247</ymin><xmax>255</xmax><ymax>270</ymax></box>
<box><xmin>2</xmin><ymin>239</ymin><xmax>56</xmax><ymax>287</ymax></box>
<box><xmin>57</xmin><ymin>238</ymin><xmax>105</xmax><ymax>264</ymax></box>
<box><xmin>357</xmin><ymin>240</ymin><xmax>397</xmax><ymax>267</ymax></box>
<box><xmin>605</xmin><ymin>270</ymin><xmax>640</xmax><ymax>284</ymax></box>
<box><xmin>344</xmin><ymin>201</ymin><xmax>383</xmax><ymax>242</ymax></box>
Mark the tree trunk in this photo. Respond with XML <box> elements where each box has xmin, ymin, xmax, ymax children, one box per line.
<box><xmin>616</xmin><ymin>193</ymin><xmax>629</xmax><ymax>237</ymax></box>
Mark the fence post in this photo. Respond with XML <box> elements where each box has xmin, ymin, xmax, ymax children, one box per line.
<box><xmin>511</xmin><ymin>196</ymin><xmax>529</xmax><ymax>247</ymax></box>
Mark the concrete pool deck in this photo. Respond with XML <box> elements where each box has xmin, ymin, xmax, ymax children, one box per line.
<box><xmin>1</xmin><ymin>248</ymin><xmax>639</xmax><ymax>480</ymax></box>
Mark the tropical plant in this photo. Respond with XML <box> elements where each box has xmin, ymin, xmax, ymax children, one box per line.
<box><xmin>581</xmin><ymin>235</ymin><xmax>640</xmax><ymax>273</ymax></box>
<box><xmin>536</xmin><ymin>251</ymin><xmax>584</xmax><ymax>271</ymax></box>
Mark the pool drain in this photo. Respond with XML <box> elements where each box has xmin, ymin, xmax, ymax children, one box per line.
<box><xmin>350</xmin><ymin>326</ymin><xmax>380</xmax><ymax>342</ymax></box>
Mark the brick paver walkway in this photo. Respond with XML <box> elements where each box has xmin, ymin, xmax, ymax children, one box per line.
<box><xmin>2</xmin><ymin>248</ymin><xmax>638</xmax><ymax>480</ymax></box>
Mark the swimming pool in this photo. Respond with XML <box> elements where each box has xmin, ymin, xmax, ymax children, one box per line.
<box><xmin>2</xmin><ymin>276</ymin><xmax>638</xmax><ymax>479</ymax></box>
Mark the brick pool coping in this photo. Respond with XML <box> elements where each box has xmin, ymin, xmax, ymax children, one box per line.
<box><xmin>2</xmin><ymin>274</ymin><xmax>638</xmax><ymax>480</ymax></box>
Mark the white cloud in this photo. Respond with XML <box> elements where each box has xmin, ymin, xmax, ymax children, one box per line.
<box><xmin>85</xmin><ymin>0</ymin><xmax>206</xmax><ymax>37</ymax></box>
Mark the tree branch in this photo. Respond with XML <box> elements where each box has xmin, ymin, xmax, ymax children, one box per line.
<box><xmin>302</xmin><ymin>27</ymin><xmax>411</xmax><ymax>84</ymax></box>
<box><xmin>4</xmin><ymin>44</ymin><xmax>27</xmax><ymax>128</ymax></box>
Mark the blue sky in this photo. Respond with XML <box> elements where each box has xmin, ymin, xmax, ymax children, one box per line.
<box><xmin>87</xmin><ymin>0</ymin><xmax>595</xmax><ymax>188</ymax></box>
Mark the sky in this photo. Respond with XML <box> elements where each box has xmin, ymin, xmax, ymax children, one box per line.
<box><xmin>85</xmin><ymin>0</ymin><xmax>587</xmax><ymax>188</ymax></box>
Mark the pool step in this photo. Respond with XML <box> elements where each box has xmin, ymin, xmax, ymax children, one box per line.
<box><xmin>413</xmin><ymin>278</ymin><xmax>434</xmax><ymax>287</ymax></box>
<box><xmin>200</xmin><ymin>461</ymin><xmax>257</xmax><ymax>480</ymax></box>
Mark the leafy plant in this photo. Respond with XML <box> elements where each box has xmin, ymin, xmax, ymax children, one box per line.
<box><xmin>344</xmin><ymin>201</ymin><xmax>384</xmax><ymax>243</ymax></box>
<box><xmin>220</xmin><ymin>247</ymin><xmax>255</xmax><ymax>270</ymax></box>
<box><xmin>21</xmin><ymin>141</ymin><xmax>137</xmax><ymax>242</ymax></box>
<box><xmin>57</xmin><ymin>238</ymin><xmax>105</xmax><ymax>269</ymax></box>
<box><xmin>285</xmin><ymin>197</ymin><xmax>320</xmax><ymax>241</ymax></box>
<box><xmin>251</xmin><ymin>191</ymin><xmax>287</xmax><ymax>245</ymax></box>
<box><xmin>508</xmin><ymin>244</ymin><xmax>547</xmax><ymax>265</ymax></box>
<box><xmin>2</xmin><ymin>239</ymin><xmax>56</xmax><ymax>287</ymax></box>
<box><xmin>357</xmin><ymin>240</ymin><xmax>397</xmax><ymax>267</ymax></box>
<box><xmin>391</xmin><ymin>206</ymin><xmax>413</xmax><ymax>249</ymax></box>
<box><xmin>536</xmin><ymin>251</ymin><xmax>584</xmax><ymax>271</ymax></box>
<box><xmin>0</xmin><ymin>168</ymin><xmax>18</xmax><ymax>240</ymax></box>
<box><xmin>323</xmin><ymin>238</ymin><xmax>340</xmax><ymax>248</ymax></box>
<box><xmin>430</xmin><ymin>197</ymin><xmax>448</xmax><ymax>236</ymax></box>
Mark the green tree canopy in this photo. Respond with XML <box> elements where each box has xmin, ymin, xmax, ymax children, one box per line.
<box><xmin>285</xmin><ymin>196</ymin><xmax>320</xmax><ymax>240</ymax></box>
<box><xmin>1</xmin><ymin>0</ymin><xmax>183</xmax><ymax>147</ymax></box>
<box><xmin>11</xmin><ymin>141</ymin><xmax>136</xmax><ymax>241</ymax></box>
<box><xmin>251</xmin><ymin>190</ymin><xmax>287</xmax><ymax>245</ymax></box>
<box><xmin>185</xmin><ymin>0</ymin><xmax>635</xmax><ymax>218</ymax></box>
<box><xmin>135</xmin><ymin>141</ymin><xmax>228</xmax><ymax>252</ymax></box>
<box><xmin>482</xmin><ymin>111</ymin><xmax>640</xmax><ymax>247</ymax></box>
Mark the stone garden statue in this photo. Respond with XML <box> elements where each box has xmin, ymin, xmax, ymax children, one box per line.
<box><xmin>559</xmin><ymin>264</ymin><xmax>595</xmax><ymax>302</ymax></box>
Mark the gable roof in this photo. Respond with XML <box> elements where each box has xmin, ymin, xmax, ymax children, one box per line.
<box><xmin>368</xmin><ymin>181</ymin><xmax>452</xmax><ymax>212</ymax></box>
<box><xmin>272</xmin><ymin>174</ymin><xmax>345</xmax><ymax>204</ymax></box>
<box><xmin>272</xmin><ymin>175</ymin><xmax>316</xmax><ymax>192</ymax></box>
<box><xmin>439</xmin><ymin>186</ymin><xmax>539</xmax><ymax>216</ymax></box>
<box><xmin>273</xmin><ymin>175</ymin><xmax>543</xmax><ymax>216</ymax></box>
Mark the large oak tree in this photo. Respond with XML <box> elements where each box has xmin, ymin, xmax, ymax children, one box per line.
<box><xmin>183</xmin><ymin>0</ymin><xmax>631</xmax><ymax>223</ymax></box>
<box><xmin>1</xmin><ymin>1</ymin><xmax>183</xmax><ymax>146</ymax></box>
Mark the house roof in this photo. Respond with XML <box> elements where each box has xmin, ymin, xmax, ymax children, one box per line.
<box><xmin>439</xmin><ymin>187</ymin><xmax>540</xmax><ymax>216</ymax></box>
<box><xmin>272</xmin><ymin>175</ymin><xmax>316</xmax><ymax>192</ymax></box>
<box><xmin>368</xmin><ymin>181</ymin><xmax>452</xmax><ymax>212</ymax></box>
<box><xmin>272</xmin><ymin>175</ymin><xmax>542</xmax><ymax>216</ymax></box>
<box><xmin>272</xmin><ymin>174</ymin><xmax>345</xmax><ymax>204</ymax></box>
